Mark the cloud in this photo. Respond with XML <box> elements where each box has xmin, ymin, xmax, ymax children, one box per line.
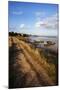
<box><xmin>20</xmin><ymin>24</ymin><xmax>25</xmax><ymax>28</ymax></box>
<box><xmin>35</xmin><ymin>11</ymin><xmax>45</xmax><ymax>16</ymax></box>
<box><xmin>35</xmin><ymin>11</ymin><xmax>46</xmax><ymax>21</ymax></box>
<box><xmin>35</xmin><ymin>13</ymin><xmax>58</xmax><ymax>30</ymax></box>
<box><xmin>19</xmin><ymin>24</ymin><xmax>30</xmax><ymax>30</ymax></box>
<box><xmin>35</xmin><ymin>21</ymin><xmax>43</xmax><ymax>28</ymax></box>
<box><xmin>12</xmin><ymin>11</ymin><xmax>23</xmax><ymax>15</ymax></box>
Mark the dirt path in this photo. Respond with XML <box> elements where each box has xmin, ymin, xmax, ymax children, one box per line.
<box><xmin>9</xmin><ymin>36</ymin><xmax>55</xmax><ymax>87</ymax></box>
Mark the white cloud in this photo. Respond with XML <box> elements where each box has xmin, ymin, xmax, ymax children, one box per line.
<box><xmin>19</xmin><ymin>24</ymin><xmax>31</xmax><ymax>30</ymax></box>
<box><xmin>35</xmin><ymin>11</ymin><xmax>45</xmax><ymax>16</ymax></box>
<box><xmin>35</xmin><ymin>21</ymin><xmax>43</xmax><ymax>28</ymax></box>
<box><xmin>12</xmin><ymin>11</ymin><xmax>23</xmax><ymax>15</ymax></box>
<box><xmin>20</xmin><ymin>24</ymin><xmax>25</xmax><ymax>28</ymax></box>
<box><xmin>35</xmin><ymin>13</ymin><xmax>58</xmax><ymax>30</ymax></box>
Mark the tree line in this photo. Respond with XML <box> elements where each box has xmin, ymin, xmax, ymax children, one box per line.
<box><xmin>9</xmin><ymin>32</ymin><xmax>29</xmax><ymax>37</ymax></box>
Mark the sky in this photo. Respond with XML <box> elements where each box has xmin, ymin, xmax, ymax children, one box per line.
<box><xmin>8</xmin><ymin>1</ymin><xmax>58</xmax><ymax>36</ymax></box>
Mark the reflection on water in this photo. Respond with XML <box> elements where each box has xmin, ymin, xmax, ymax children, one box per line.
<box><xmin>29</xmin><ymin>36</ymin><xmax>58</xmax><ymax>42</ymax></box>
<box><xmin>28</xmin><ymin>36</ymin><xmax>58</xmax><ymax>52</ymax></box>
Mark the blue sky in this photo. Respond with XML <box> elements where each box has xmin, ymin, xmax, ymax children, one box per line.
<box><xmin>8</xmin><ymin>1</ymin><xmax>58</xmax><ymax>36</ymax></box>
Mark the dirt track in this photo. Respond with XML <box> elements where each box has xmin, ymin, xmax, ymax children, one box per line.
<box><xmin>9</xmin><ymin>36</ymin><xmax>55</xmax><ymax>88</ymax></box>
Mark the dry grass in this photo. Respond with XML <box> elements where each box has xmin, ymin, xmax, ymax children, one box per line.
<box><xmin>17</xmin><ymin>36</ymin><xmax>57</xmax><ymax>83</ymax></box>
<box><xmin>9</xmin><ymin>36</ymin><xmax>58</xmax><ymax>88</ymax></box>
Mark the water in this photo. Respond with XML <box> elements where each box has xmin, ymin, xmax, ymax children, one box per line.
<box><xmin>29</xmin><ymin>36</ymin><xmax>58</xmax><ymax>42</ymax></box>
<box><xmin>28</xmin><ymin>36</ymin><xmax>58</xmax><ymax>52</ymax></box>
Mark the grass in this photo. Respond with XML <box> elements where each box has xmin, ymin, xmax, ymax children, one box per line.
<box><xmin>10</xmin><ymin>35</ymin><xmax>58</xmax><ymax>86</ymax></box>
<box><xmin>19</xmin><ymin>36</ymin><xmax>58</xmax><ymax>83</ymax></box>
<box><xmin>38</xmin><ymin>48</ymin><xmax>58</xmax><ymax>83</ymax></box>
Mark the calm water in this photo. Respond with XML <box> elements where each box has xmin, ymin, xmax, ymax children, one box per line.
<box><xmin>28</xmin><ymin>36</ymin><xmax>58</xmax><ymax>52</ymax></box>
<box><xmin>29</xmin><ymin>36</ymin><xmax>58</xmax><ymax>42</ymax></box>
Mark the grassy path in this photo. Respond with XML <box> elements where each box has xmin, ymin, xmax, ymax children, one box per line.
<box><xmin>9</xmin><ymin>36</ymin><xmax>55</xmax><ymax>88</ymax></box>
